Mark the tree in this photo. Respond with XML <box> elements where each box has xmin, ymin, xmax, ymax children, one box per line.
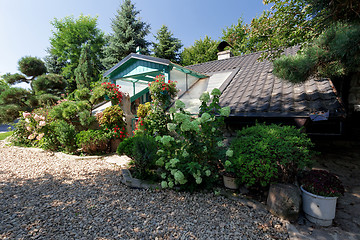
<box><xmin>221</xmin><ymin>18</ymin><xmax>251</xmax><ymax>56</ymax></box>
<box><xmin>181</xmin><ymin>36</ymin><xmax>219</xmax><ymax>66</ymax></box>
<box><xmin>3</xmin><ymin>56</ymin><xmax>46</xmax><ymax>90</ymax></box>
<box><xmin>74</xmin><ymin>43</ymin><xmax>98</xmax><ymax>89</ymax></box>
<box><xmin>48</xmin><ymin>14</ymin><xmax>106</xmax><ymax>92</ymax></box>
<box><xmin>102</xmin><ymin>0</ymin><xmax>151</xmax><ymax>70</ymax></box>
<box><xmin>268</xmin><ymin>1</ymin><xmax>360</xmax><ymax>111</ymax></box>
<box><xmin>152</xmin><ymin>25</ymin><xmax>182</xmax><ymax>63</ymax></box>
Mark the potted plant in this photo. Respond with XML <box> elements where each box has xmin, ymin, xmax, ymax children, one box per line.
<box><xmin>300</xmin><ymin>170</ymin><xmax>344</xmax><ymax>226</ymax></box>
<box><xmin>222</xmin><ymin>149</ymin><xmax>240</xmax><ymax>190</ymax></box>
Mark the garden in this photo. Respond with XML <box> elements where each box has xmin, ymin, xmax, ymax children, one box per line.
<box><xmin>7</xmin><ymin>74</ymin><xmax>345</xmax><ymax>226</ymax></box>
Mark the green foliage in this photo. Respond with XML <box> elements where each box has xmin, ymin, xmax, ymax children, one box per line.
<box><xmin>152</xmin><ymin>25</ymin><xmax>183</xmax><ymax>63</ymax></box>
<box><xmin>180</xmin><ymin>36</ymin><xmax>219</xmax><ymax>66</ymax></box>
<box><xmin>36</xmin><ymin>94</ymin><xmax>60</xmax><ymax>107</ymax></box>
<box><xmin>154</xmin><ymin>90</ymin><xmax>229</xmax><ymax>191</ymax></box>
<box><xmin>102</xmin><ymin>0</ymin><xmax>150</xmax><ymax>70</ymax></box>
<box><xmin>74</xmin><ymin>43</ymin><xmax>98</xmax><ymax>89</ymax></box>
<box><xmin>48</xmin><ymin>14</ymin><xmax>105</xmax><ymax>92</ymax></box>
<box><xmin>49</xmin><ymin>100</ymin><xmax>94</xmax><ymax>130</ymax></box>
<box><xmin>221</xmin><ymin>18</ymin><xmax>252</xmax><ymax>56</ymax></box>
<box><xmin>131</xmin><ymin>134</ymin><xmax>158</xmax><ymax>179</ymax></box>
<box><xmin>99</xmin><ymin>82</ymin><xmax>123</xmax><ymax>105</ymax></box>
<box><xmin>54</xmin><ymin>120</ymin><xmax>77</xmax><ymax>153</ymax></box>
<box><xmin>228</xmin><ymin>123</ymin><xmax>315</xmax><ymax>188</ymax></box>
<box><xmin>32</xmin><ymin>73</ymin><xmax>66</xmax><ymax>96</ymax></box>
<box><xmin>2</xmin><ymin>73</ymin><xmax>28</xmax><ymax>85</ymax></box>
<box><xmin>136</xmin><ymin>102</ymin><xmax>151</xmax><ymax>118</ymax></box>
<box><xmin>0</xmin><ymin>87</ymin><xmax>33</xmax><ymax>124</ymax></box>
<box><xmin>117</xmin><ymin>136</ymin><xmax>135</xmax><ymax>157</ymax></box>
<box><xmin>18</xmin><ymin>56</ymin><xmax>47</xmax><ymax>78</ymax></box>
<box><xmin>273</xmin><ymin>23</ymin><xmax>360</xmax><ymax>83</ymax></box>
<box><xmin>76</xmin><ymin>129</ymin><xmax>109</xmax><ymax>154</ymax></box>
<box><xmin>0</xmin><ymin>78</ymin><xmax>9</xmax><ymax>93</ymax></box>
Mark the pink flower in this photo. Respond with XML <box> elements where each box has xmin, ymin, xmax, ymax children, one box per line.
<box><xmin>26</xmin><ymin>126</ymin><xmax>32</xmax><ymax>131</ymax></box>
<box><xmin>39</xmin><ymin>121</ymin><xmax>46</xmax><ymax>127</ymax></box>
<box><xmin>28</xmin><ymin>134</ymin><xmax>35</xmax><ymax>140</ymax></box>
<box><xmin>23</xmin><ymin>112</ymin><xmax>31</xmax><ymax>118</ymax></box>
<box><xmin>36</xmin><ymin>133</ymin><xmax>45</xmax><ymax>140</ymax></box>
<box><xmin>33</xmin><ymin>114</ymin><xmax>41</xmax><ymax>121</ymax></box>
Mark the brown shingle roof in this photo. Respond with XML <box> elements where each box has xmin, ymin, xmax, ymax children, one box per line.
<box><xmin>186</xmin><ymin>47</ymin><xmax>345</xmax><ymax>118</ymax></box>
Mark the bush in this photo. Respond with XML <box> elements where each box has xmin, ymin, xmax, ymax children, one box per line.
<box><xmin>136</xmin><ymin>102</ymin><xmax>151</xmax><ymax>118</ymax></box>
<box><xmin>96</xmin><ymin>105</ymin><xmax>127</xmax><ymax>139</ymax></box>
<box><xmin>54</xmin><ymin>120</ymin><xmax>77</xmax><ymax>153</ymax></box>
<box><xmin>228</xmin><ymin>123</ymin><xmax>315</xmax><ymax>188</ymax></box>
<box><xmin>131</xmin><ymin>134</ymin><xmax>158</xmax><ymax>178</ymax></box>
<box><xmin>76</xmin><ymin>129</ymin><xmax>109</xmax><ymax>154</ymax></box>
<box><xmin>117</xmin><ymin>137</ymin><xmax>135</xmax><ymax>157</ymax></box>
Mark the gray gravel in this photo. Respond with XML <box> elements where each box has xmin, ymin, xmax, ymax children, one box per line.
<box><xmin>0</xmin><ymin>141</ymin><xmax>289</xmax><ymax>239</ymax></box>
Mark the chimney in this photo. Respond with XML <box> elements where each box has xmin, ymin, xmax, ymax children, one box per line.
<box><xmin>217</xmin><ymin>41</ymin><xmax>233</xmax><ymax>60</ymax></box>
<box><xmin>217</xmin><ymin>50</ymin><xmax>233</xmax><ymax>60</ymax></box>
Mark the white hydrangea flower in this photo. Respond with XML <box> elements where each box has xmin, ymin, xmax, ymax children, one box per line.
<box><xmin>205</xmin><ymin>170</ymin><xmax>211</xmax><ymax>177</ymax></box>
<box><xmin>217</xmin><ymin>141</ymin><xmax>225</xmax><ymax>147</ymax></box>
<box><xmin>220</xmin><ymin>106</ymin><xmax>230</xmax><ymax>117</ymax></box>
<box><xmin>168</xmin><ymin>181</ymin><xmax>174</xmax><ymax>188</ymax></box>
<box><xmin>195</xmin><ymin>177</ymin><xmax>202</xmax><ymax>184</ymax></box>
<box><xmin>161</xmin><ymin>181</ymin><xmax>168</xmax><ymax>188</ymax></box>
<box><xmin>182</xmin><ymin>150</ymin><xmax>189</xmax><ymax>158</ymax></box>
<box><xmin>226</xmin><ymin>149</ymin><xmax>234</xmax><ymax>157</ymax></box>
<box><xmin>167</xmin><ymin>123</ymin><xmax>177</xmax><ymax>131</ymax></box>
<box><xmin>211</xmin><ymin>88</ymin><xmax>221</xmax><ymax>96</ymax></box>
<box><xmin>200</xmin><ymin>112</ymin><xmax>211</xmax><ymax>123</ymax></box>
<box><xmin>175</xmin><ymin>100</ymin><xmax>186</xmax><ymax>109</ymax></box>
<box><xmin>161</xmin><ymin>173</ymin><xmax>167</xmax><ymax>179</ymax></box>
<box><xmin>199</xmin><ymin>92</ymin><xmax>210</xmax><ymax>102</ymax></box>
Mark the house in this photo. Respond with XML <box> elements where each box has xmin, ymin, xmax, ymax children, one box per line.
<box><xmin>103</xmin><ymin>46</ymin><xmax>345</xmax><ymax>135</ymax></box>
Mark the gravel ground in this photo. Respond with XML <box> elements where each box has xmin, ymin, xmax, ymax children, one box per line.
<box><xmin>0</xmin><ymin>141</ymin><xmax>289</xmax><ymax>240</ymax></box>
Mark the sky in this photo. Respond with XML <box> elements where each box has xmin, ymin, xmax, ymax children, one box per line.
<box><xmin>0</xmin><ymin>0</ymin><xmax>271</xmax><ymax>78</ymax></box>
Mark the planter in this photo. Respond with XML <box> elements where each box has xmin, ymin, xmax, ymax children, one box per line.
<box><xmin>110</xmin><ymin>138</ymin><xmax>122</xmax><ymax>152</ymax></box>
<box><xmin>300</xmin><ymin>185</ymin><xmax>338</xmax><ymax>226</ymax></box>
<box><xmin>223</xmin><ymin>175</ymin><xmax>239</xmax><ymax>190</ymax></box>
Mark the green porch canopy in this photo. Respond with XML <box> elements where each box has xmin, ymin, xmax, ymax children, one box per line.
<box><xmin>103</xmin><ymin>54</ymin><xmax>207</xmax><ymax>102</ymax></box>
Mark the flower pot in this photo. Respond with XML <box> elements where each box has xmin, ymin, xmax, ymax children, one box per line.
<box><xmin>110</xmin><ymin>138</ymin><xmax>121</xmax><ymax>152</ymax></box>
<box><xmin>223</xmin><ymin>175</ymin><xmax>239</xmax><ymax>190</ymax></box>
<box><xmin>300</xmin><ymin>185</ymin><xmax>338</xmax><ymax>226</ymax></box>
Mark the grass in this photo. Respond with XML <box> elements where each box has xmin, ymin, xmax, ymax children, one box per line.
<box><xmin>0</xmin><ymin>131</ymin><xmax>13</xmax><ymax>140</ymax></box>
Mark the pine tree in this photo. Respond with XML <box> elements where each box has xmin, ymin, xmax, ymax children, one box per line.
<box><xmin>152</xmin><ymin>25</ymin><xmax>183</xmax><ymax>63</ymax></box>
<box><xmin>102</xmin><ymin>0</ymin><xmax>150</xmax><ymax>70</ymax></box>
<box><xmin>74</xmin><ymin>43</ymin><xmax>97</xmax><ymax>89</ymax></box>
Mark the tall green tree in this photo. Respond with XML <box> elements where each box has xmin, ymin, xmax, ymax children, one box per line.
<box><xmin>152</xmin><ymin>25</ymin><xmax>183</xmax><ymax>63</ymax></box>
<box><xmin>102</xmin><ymin>0</ymin><xmax>151</xmax><ymax>70</ymax></box>
<box><xmin>47</xmin><ymin>14</ymin><xmax>106</xmax><ymax>92</ymax></box>
<box><xmin>221</xmin><ymin>18</ymin><xmax>252</xmax><ymax>56</ymax></box>
<box><xmin>74</xmin><ymin>43</ymin><xmax>97</xmax><ymax>89</ymax></box>
<box><xmin>181</xmin><ymin>36</ymin><xmax>219</xmax><ymax>66</ymax></box>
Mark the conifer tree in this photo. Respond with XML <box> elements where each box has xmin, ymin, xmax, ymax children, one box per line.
<box><xmin>74</xmin><ymin>43</ymin><xmax>97</xmax><ymax>89</ymax></box>
<box><xmin>102</xmin><ymin>0</ymin><xmax>150</xmax><ymax>70</ymax></box>
<box><xmin>152</xmin><ymin>25</ymin><xmax>183</xmax><ymax>63</ymax></box>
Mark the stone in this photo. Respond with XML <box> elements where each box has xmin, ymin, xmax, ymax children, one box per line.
<box><xmin>267</xmin><ymin>183</ymin><xmax>301</xmax><ymax>222</ymax></box>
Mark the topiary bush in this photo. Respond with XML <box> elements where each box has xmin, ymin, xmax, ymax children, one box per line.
<box><xmin>117</xmin><ymin>136</ymin><xmax>135</xmax><ymax>157</ymax></box>
<box><xmin>228</xmin><ymin>123</ymin><xmax>315</xmax><ymax>188</ymax></box>
<box><xmin>131</xmin><ymin>134</ymin><xmax>158</xmax><ymax>179</ymax></box>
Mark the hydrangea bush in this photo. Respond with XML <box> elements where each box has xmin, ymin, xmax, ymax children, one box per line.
<box><xmin>154</xmin><ymin>89</ymin><xmax>230</xmax><ymax>191</ymax></box>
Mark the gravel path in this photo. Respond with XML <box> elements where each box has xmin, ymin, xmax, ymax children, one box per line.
<box><xmin>0</xmin><ymin>141</ymin><xmax>289</xmax><ymax>240</ymax></box>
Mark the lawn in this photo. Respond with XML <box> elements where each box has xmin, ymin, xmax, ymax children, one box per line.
<box><xmin>0</xmin><ymin>131</ymin><xmax>13</xmax><ymax>140</ymax></box>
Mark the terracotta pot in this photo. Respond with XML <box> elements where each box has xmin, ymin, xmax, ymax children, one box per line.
<box><xmin>110</xmin><ymin>138</ymin><xmax>122</xmax><ymax>152</ymax></box>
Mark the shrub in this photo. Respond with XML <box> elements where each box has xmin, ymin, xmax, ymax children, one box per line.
<box><xmin>117</xmin><ymin>136</ymin><xmax>135</xmax><ymax>157</ymax></box>
<box><xmin>131</xmin><ymin>134</ymin><xmax>158</xmax><ymax>179</ymax></box>
<box><xmin>54</xmin><ymin>120</ymin><xmax>77</xmax><ymax>153</ymax></box>
<box><xmin>148</xmin><ymin>75</ymin><xmax>178</xmax><ymax>107</ymax></box>
<box><xmin>76</xmin><ymin>129</ymin><xmax>109</xmax><ymax>154</ymax></box>
<box><xmin>228</xmin><ymin>123</ymin><xmax>315</xmax><ymax>188</ymax></box>
<box><xmin>96</xmin><ymin>105</ymin><xmax>127</xmax><ymax>139</ymax></box>
<box><xmin>136</xmin><ymin>102</ymin><xmax>151</xmax><ymax>118</ymax></box>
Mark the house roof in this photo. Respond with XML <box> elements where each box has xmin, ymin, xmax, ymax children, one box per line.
<box><xmin>186</xmin><ymin>47</ymin><xmax>345</xmax><ymax>118</ymax></box>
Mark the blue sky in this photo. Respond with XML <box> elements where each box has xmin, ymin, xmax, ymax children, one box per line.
<box><xmin>0</xmin><ymin>0</ymin><xmax>271</xmax><ymax>76</ymax></box>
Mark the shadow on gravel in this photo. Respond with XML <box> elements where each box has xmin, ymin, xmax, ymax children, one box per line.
<box><xmin>0</xmin><ymin>167</ymin><xmax>288</xmax><ymax>239</ymax></box>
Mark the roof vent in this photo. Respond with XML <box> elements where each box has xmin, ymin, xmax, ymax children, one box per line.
<box><xmin>217</xmin><ymin>41</ymin><xmax>233</xmax><ymax>60</ymax></box>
